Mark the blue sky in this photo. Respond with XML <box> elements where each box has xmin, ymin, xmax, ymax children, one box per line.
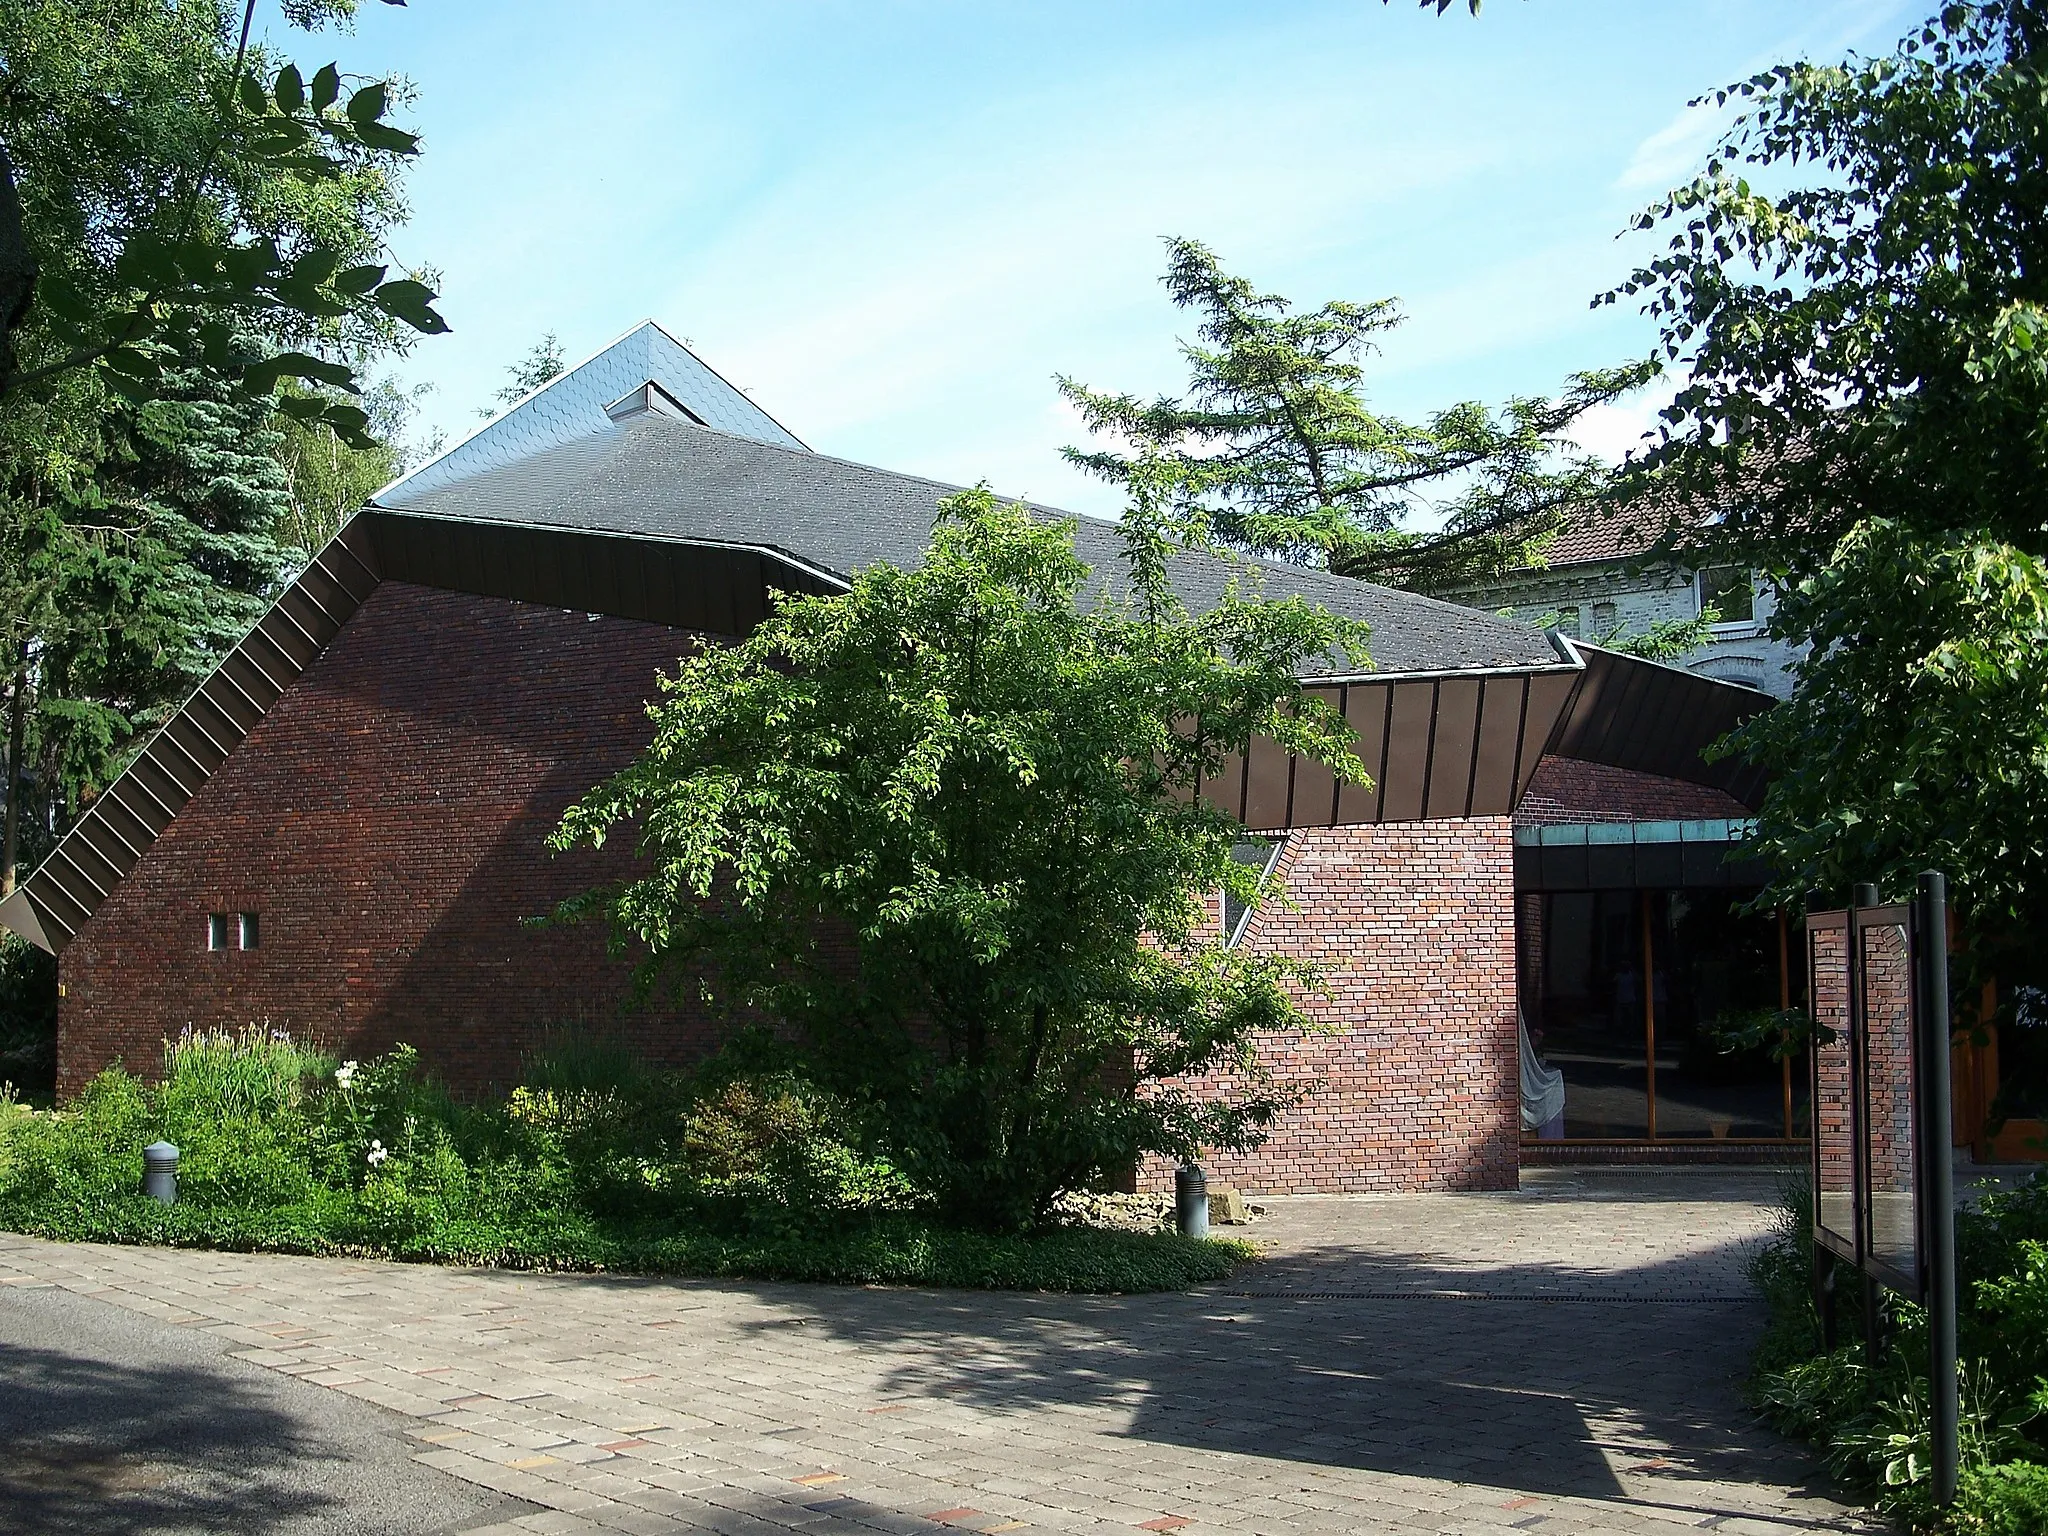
<box><xmin>300</xmin><ymin>0</ymin><xmax>1923</xmax><ymax>516</ymax></box>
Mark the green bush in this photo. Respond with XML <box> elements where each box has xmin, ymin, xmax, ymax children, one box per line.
<box><xmin>0</xmin><ymin>1032</ymin><xmax>1250</xmax><ymax>1294</ymax></box>
<box><xmin>1955</xmin><ymin>1461</ymin><xmax>2048</xmax><ymax>1535</ymax></box>
<box><xmin>1745</xmin><ymin>1171</ymin><xmax>2048</xmax><ymax>1531</ymax></box>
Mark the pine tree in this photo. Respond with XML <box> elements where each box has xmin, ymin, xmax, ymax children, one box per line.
<box><xmin>1061</xmin><ymin>239</ymin><xmax>1647</xmax><ymax>592</ymax></box>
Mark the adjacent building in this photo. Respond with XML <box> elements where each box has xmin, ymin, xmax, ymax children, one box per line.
<box><xmin>1442</xmin><ymin>513</ymin><xmax>1804</xmax><ymax>699</ymax></box>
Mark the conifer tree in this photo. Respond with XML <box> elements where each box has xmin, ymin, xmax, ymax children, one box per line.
<box><xmin>1061</xmin><ymin>239</ymin><xmax>1647</xmax><ymax>592</ymax></box>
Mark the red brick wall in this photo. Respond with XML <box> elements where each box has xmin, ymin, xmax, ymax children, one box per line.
<box><xmin>1143</xmin><ymin>817</ymin><xmax>1521</xmax><ymax>1194</ymax></box>
<box><xmin>57</xmin><ymin>581</ymin><xmax>726</xmax><ymax>1096</ymax></box>
<box><xmin>59</xmin><ymin>580</ymin><xmax>1522</xmax><ymax>1193</ymax></box>
<box><xmin>1516</xmin><ymin>756</ymin><xmax>1752</xmax><ymax>826</ymax></box>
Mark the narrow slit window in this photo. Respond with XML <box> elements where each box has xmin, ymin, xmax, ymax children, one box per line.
<box><xmin>207</xmin><ymin>913</ymin><xmax>229</xmax><ymax>952</ymax></box>
<box><xmin>238</xmin><ymin>912</ymin><xmax>260</xmax><ymax>951</ymax></box>
<box><xmin>1222</xmin><ymin>837</ymin><xmax>1286</xmax><ymax>947</ymax></box>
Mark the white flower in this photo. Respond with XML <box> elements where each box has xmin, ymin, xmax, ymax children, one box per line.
<box><xmin>334</xmin><ymin>1061</ymin><xmax>358</xmax><ymax>1090</ymax></box>
<box><xmin>366</xmin><ymin>1139</ymin><xmax>387</xmax><ymax>1167</ymax></box>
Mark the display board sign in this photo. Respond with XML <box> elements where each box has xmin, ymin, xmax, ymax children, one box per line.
<box><xmin>1804</xmin><ymin>874</ymin><xmax>1957</xmax><ymax>1505</ymax></box>
<box><xmin>1807</xmin><ymin>901</ymin><xmax>1922</xmax><ymax>1296</ymax></box>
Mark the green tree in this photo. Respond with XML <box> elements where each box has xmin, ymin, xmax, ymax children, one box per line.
<box><xmin>487</xmin><ymin>332</ymin><xmax>563</xmax><ymax>413</ymax></box>
<box><xmin>0</xmin><ymin>0</ymin><xmax>445</xmax><ymax>440</ymax></box>
<box><xmin>552</xmin><ymin>488</ymin><xmax>1369</xmax><ymax>1232</ymax></box>
<box><xmin>274</xmin><ymin>377</ymin><xmax>432</xmax><ymax>556</ymax></box>
<box><xmin>0</xmin><ymin>0</ymin><xmax>439</xmax><ymax>895</ymax></box>
<box><xmin>1061</xmin><ymin>238</ymin><xmax>1647</xmax><ymax>592</ymax></box>
<box><xmin>1611</xmin><ymin>0</ymin><xmax>2048</xmax><ymax>952</ymax></box>
<box><xmin>1730</xmin><ymin>521</ymin><xmax>2048</xmax><ymax>946</ymax></box>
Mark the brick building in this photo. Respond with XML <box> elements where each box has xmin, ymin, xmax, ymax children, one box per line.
<box><xmin>0</xmin><ymin>324</ymin><xmax>1776</xmax><ymax>1191</ymax></box>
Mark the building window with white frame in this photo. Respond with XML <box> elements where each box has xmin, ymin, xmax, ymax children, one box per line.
<box><xmin>1222</xmin><ymin>837</ymin><xmax>1285</xmax><ymax>947</ymax></box>
<box><xmin>1696</xmin><ymin>566</ymin><xmax>1755</xmax><ymax>627</ymax></box>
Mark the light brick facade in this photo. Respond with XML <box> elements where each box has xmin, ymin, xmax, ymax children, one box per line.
<box><xmin>1445</xmin><ymin>558</ymin><xmax>1804</xmax><ymax>700</ymax></box>
<box><xmin>1144</xmin><ymin>818</ymin><xmax>1521</xmax><ymax>1194</ymax></box>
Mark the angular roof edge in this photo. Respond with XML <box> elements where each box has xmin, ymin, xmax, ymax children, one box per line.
<box><xmin>0</xmin><ymin>508</ymin><xmax>1776</xmax><ymax>957</ymax></box>
<box><xmin>380</xmin><ymin>320</ymin><xmax>808</xmax><ymax>503</ymax></box>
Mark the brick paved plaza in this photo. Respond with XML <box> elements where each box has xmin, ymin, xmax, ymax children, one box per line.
<box><xmin>0</xmin><ymin>1170</ymin><xmax>1875</xmax><ymax>1535</ymax></box>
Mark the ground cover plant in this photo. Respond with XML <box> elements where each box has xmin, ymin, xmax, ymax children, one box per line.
<box><xmin>0</xmin><ymin>1026</ymin><xmax>1254</xmax><ymax>1294</ymax></box>
<box><xmin>1745</xmin><ymin>1177</ymin><xmax>2048</xmax><ymax>1533</ymax></box>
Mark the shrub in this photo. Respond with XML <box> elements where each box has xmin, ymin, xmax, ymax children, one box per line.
<box><xmin>1745</xmin><ymin>1170</ymin><xmax>2048</xmax><ymax>1531</ymax></box>
<box><xmin>0</xmin><ymin>1032</ymin><xmax>1248</xmax><ymax>1294</ymax></box>
<box><xmin>1955</xmin><ymin>1461</ymin><xmax>2048</xmax><ymax>1536</ymax></box>
<box><xmin>680</xmin><ymin>1074</ymin><xmax>922</xmax><ymax>1230</ymax></box>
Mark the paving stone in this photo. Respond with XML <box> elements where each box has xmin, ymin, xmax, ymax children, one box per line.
<box><xmin>0</xmin><ymin>1175</ymin><xmax>1879</xmax><ymax>1535</ymax></box>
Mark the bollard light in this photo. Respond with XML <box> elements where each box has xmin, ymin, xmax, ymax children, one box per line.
<box><xmin>143</xmin><ymin>1141</ymin><xmax>180</xmax><ymax>1205</ymax></box>
<box><xmin>1175</xmin><ymin>1164</ymin><xmax>1209</xmax><ymax>1240</ymax></box>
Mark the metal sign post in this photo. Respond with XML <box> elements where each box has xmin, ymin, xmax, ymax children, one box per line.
<box><xmin>1806</xmin><ymin>871</ymin><xmax>1957</xmax><ymax>1508</ymax></box>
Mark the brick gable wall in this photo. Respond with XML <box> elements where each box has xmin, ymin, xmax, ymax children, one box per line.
<box><xmin>1144</xmin><ymin>817</ymin><xmax>1521</xmax><ymax>1194</ymax></box>
<box><xmin>57</xmin><ymin>581</ymin><xmax>726</xmax><ymax>1096</ymax></box>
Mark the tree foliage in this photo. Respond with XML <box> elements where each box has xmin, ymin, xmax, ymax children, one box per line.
<box><xmin>1729</xmin><ymin>522</ymin><xmax>2048</xmax><ymax>955</ymax></box>
<box><xmin>1061</xmin><ymin>238</ymin><xmax>1647</xmax><ymax>592</ymax></box>
<box><xmin>0</xmin><ymin>0</ymin><xmax>444</xmax><ymax>443</ymax></box>
<box><xmin>552</xmin><ymin>489</ymin><xmax>1369</xmax><ymax>1232</ymax></box>
<box><xmin>1614</xmin><ymin>0</ymin><xmax>2048</xmax><ymax>952</ymax></box>
<box><xmin>489</xmin><ymin>331</ymin><xmax>564</xmax><ymax>412</ymax></box>
<box><xmin>0</xmin><ymin>1</ymin><xmax>436</xmax><ymax>896</ymax></box>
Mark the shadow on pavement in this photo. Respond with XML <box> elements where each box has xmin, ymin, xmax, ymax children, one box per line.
<box><xmin>0</xmin><ymin>1339</ymin><xmax>341</xmax><ymax>1535</ymax></box>
<box><xmin>708</xmin><ymin>1228</ymin><xmax>1827</xmax><ymax>1509</ymax></box>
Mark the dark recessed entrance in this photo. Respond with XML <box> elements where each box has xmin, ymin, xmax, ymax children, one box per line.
<box><xmin>1516</xmin><ymin>820</ymin><xmax>1808</xmax><ymax>1147</ymax></box>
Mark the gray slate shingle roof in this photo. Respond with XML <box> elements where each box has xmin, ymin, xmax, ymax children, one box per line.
<box><xmin>377</xmin><ymin>411</ymin><xmax>1559</xmax><ymax>676</ymax></box>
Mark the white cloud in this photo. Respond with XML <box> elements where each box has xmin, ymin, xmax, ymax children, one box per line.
<box><xmin>1616</xmin><ymin>99</ymin><xmax>1731</xmax><ymax>193</ymax></box>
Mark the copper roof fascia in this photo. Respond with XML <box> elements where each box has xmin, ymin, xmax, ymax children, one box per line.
<box><xmin>1233</xmin><ymin>659</ymin><xmax>1590</xmax><ymax>832</ymax></box>
<box><xmin>0</xmin><ymin>888</ymin><xmax>52</xmax><ymax>951</ymax></box>
<box><xmin>1543</xmin><ymin>636</ymin><xmax>1772</xmax><ymax>809</ymax></box>
<box><xmin>366</xmin><ymin>508</ymin><xmax>855</xmax><ymax>601</ymax></box>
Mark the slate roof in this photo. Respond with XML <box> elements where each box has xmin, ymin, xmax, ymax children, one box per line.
<box><xmin>376</xmin><ymin>411</ymin><xmax>1561</xmax><ymax>677</ymax></box>
<box><xmin>387</xmin><ymin>321</ymin><xmax>806</xmax><ymax>501</ymax></box>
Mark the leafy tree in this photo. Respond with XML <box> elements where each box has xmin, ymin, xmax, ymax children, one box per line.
<box><xmin>1061</xmin><ymin>238</ymin><xmax>1646</xmax><ymax>592</ymax></box>
<box><xmin>552</xmin><ymin>488</ymin><xmax>1369</xmax><ymax>1232</ymax></box>
<box><xmin>0</xmin><ymin>0</ymin><xmax>439</xmax><ymax>895</ymax></box>
<box><xmin>1731</xmin><ymin>522</ymin><xmax>2048</xmax><ymax>948</ymax></box>
<box><xmin>487</xmin><ymin>332</ymin><xmax>564</xmax><ymax>413</ymax></box>
<box><xmin>274</xmin><ymin>376</ymin><xmax>433</xmax><ymax>556</ymax></box>
<box><xmin>1612</xmin><ymin>0</ymin><xmax>2048</xmax><ymax>954</ymax></box>
<box><xmin>0</xmin><ymin>0</ymin><xmax>445</xmax><ymax>442</ymax></box>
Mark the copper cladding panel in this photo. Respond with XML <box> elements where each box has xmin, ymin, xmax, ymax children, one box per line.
<box><xmin>1377</xmin><ymin>681</ymin><xmax>1438</xmax><ymax>823</ymax></box>
<box><xmin>1200</xmin><ymin>750</ymin><xmax>1247</xmax><ymax>820</ymax></box>
<box><xmin>1520</xmin><ymin>671</ymin><xmax>1584</xmax><ymax>797</ymax></box>
<box><xmin>1337</xmin><ymin>683</ymin><xmax>1390</xmax><ymax>824</ymax></box>
<box><xmin>1242</xmin><ymin>733</ymin><xmax>1295</xmax><ymax>830</ymax></box>
<box><xmin>1286</xmin><ymin>687</ymin><xmax>1346</xmax><ymax>828</ymax></box>
<box><xmin>1423</xmin><ymin>677</ymin><xmax>1483</xmax><ymax>820</ymax></box>
<box><xmin>1469</xmin><ymin>675</ymin><xmax>1528</xmax><ymax>815</ymax></box>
